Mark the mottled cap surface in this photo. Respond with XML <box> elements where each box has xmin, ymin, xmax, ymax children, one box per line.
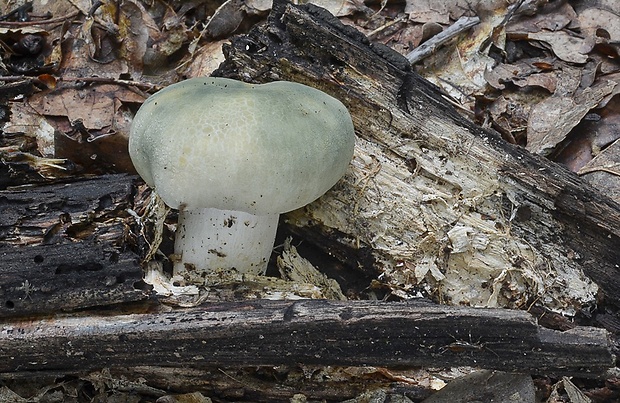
<box><xmin>129</xmin><ymin>77</ymin><xmax>355</xmax><ymax>214</ymax></box>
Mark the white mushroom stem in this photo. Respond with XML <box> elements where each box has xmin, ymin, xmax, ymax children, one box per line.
<box><xmin>174</xmin><ymin>208</ymin><xmax>279</xmax><ymax>277</ymax></box>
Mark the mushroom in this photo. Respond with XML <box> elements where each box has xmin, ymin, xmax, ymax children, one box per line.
<box><xmin>129</xmin><ymin>77</ymin><xmax>355</xmax><ymax>281</ymax></box>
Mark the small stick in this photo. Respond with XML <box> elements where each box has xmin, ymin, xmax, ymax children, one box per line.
<box><xmin>405</xmin><ymin>16</ymin><xmax>480</xmax><ymax>65</ymax></box>
<box><xmin>0</xmin><ymin>10</ymin><xmax>80</xmax><ymax>27</ymax></box>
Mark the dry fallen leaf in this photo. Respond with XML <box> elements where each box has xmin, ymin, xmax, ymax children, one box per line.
<box><xmin>203</xmin><ymin>0</ymin><xmax>246</xmax><ymax>38</ymax></box>
<box><xmin>527</xmin><ymin>79</ymin><xmax>616</xmax><ymax>155</ymax></box>
<box><xmin>21</xmin><ymin>84</ymin><xmax>145</xmax><ymax>172</ymax></box>
<box><xmin>416</xmin><ymin>0</ymin><xmax>516</xmax><ymax>105</ymax></box>
<box><xmin>578</xmin><ymin>139</ymin><xmax>620</xmax><ymax>201</ymax></box>
<box><xmin>526</xmin><ymin>30</ymin><xmax>588</xmax><ymax>64</ymax></box>
<box><xmin>304</xmin><ymin>0</ymin><xmax>368</xmax><ymax>17</ymax></box>
<box><xmin>578</xmin><ymin>7</ymin><xmax>620</xmax><ymax>43</ymax></box>
<box><xmin>182</xmin><ymin>40</ymin><xmax>228</xmax><ymax>78</ymax></box>
<box><xmin>484</xmin><ymin>57</ymin><xmax>557</xmax><ymax>92</ymax></box>
<box><xmin>3</xmin><ymin>101</ymin><xmax>56</xmax><ymax>156</ymax></box>
<box><xmin>405</xmin><ymin>0</ymin><xmax>452</xmax><ymax>24</ymax></box>
<box><xmin>506</xmin><ymin>1</ymin><xmax>576</xmax><ymax>34</ymax></box>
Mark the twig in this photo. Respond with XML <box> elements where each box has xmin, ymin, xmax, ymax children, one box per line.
<box><xmin>578</xmin><ymin>164</ymin><xmax>620</xmax><ymax>177</ymax></box>
<box><xmin>59</xmin><ymin>76</ymin><xmax>163</xmax><ymax>93</ymax></box>
<box><xmin>367</xmin><ymin>15</ymin><xmax>408</xmax><ymax>40</ymax></box>
<box><xmin>0</xmin><ymin>75</ymin><xmax>162</xmax><ymax>93</ymax></box>
<box><xmin>405</xmin><ymin>16</ymin><xmax>480</xmax><ymax>65</ymax></box>
<box><xmin>0</xmin><ymin>10</ymin><xmax>80</xmax><ymax>27</ymax></box>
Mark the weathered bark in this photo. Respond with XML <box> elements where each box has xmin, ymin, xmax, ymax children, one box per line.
<box><xmin>0</xmin><ymin>174</ymin><xmax>149</xmax><ymax>317</ymax></box>
<box><xmin>0</xmin><ymin>300</ymin><xmax>613</xmax><ymax>377</ymax></box>
<box><xmin>215</xmin><ymin>1</ymin><xmax>620</xmax><ymax>313</ymax></box>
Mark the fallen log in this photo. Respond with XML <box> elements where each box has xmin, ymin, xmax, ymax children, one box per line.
<box><xmin>214</xmin><ymin>0</ymin><xmax>620</xmax><ymax>315</ymax></box>
<box><xmin>0</xmin><ymin>175</ymin><xmax>613</xmax><ymax>380</ymax></box>
<box><xmin>0</xmin><ymin>300</ymin><xmax>613</xmax><ymax>377</ymax></box>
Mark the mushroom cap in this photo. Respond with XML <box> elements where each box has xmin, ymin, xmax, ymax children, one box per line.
<box><xmin>129</xmin><ymin>77</ymin><xmax>355</xmax><ymax>214</ymax></box>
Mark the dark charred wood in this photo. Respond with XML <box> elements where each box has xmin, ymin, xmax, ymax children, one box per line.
<box><xmin>0</xmin><ymin>174</ymin><xmax>150</xmax><ymax>317</ymax></box>
<box><xmin>0</xmin><ymin>300</ymin><xmax>613</xmax><ymax>378</ymax></box>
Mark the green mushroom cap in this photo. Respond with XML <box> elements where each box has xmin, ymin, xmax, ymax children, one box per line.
<box><xmin>129</xmin><ymin>77</ymin><xmax>355</xmax><ymax>214</ymax></box>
